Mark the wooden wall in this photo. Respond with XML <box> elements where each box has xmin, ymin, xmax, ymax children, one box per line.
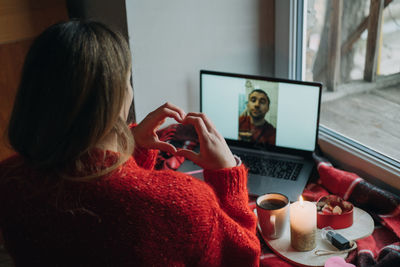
<box><xmin>0</xmin><ymin>0</ymin><xmax>68</xmax><ymax>160</ymax></box>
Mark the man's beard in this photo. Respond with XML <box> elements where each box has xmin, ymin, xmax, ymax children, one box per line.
<box><xmin>249</xmin><ymin>112</ymin><xmax>266</xmax><ymax>126</ymax></box>
<box><xmin>250</xmin><ymin>110</ymin><xmax>265</xmax><ymax>121</ymax></box>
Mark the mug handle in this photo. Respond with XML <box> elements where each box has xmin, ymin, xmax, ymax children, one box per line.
<box><xmin>270</xmin><ymin>215</ymin><xmax>276</xmax><ymax>237</ymax></box>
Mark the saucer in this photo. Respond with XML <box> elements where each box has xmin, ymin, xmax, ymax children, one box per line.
<box><xmin>254</xmin><ymin>205</ymin><xmax>374</xmax><ymax>267</ymax></box>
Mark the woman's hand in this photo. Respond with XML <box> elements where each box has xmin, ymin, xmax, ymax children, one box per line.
<box><xmin>175</xmin><ymin>113</ymin><xmax>236</xmax><ymax>170</ymax></box>
<box><xmin>132</xmin><ymin>102</ymin><xmax>186</xmax><ymax>154</ymax></box>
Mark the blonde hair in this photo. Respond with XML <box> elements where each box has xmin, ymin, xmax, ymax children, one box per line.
<box><xmin>7</xmin><ymin>20</ymin><xmax>134</xmax><ymax>180</ymax></box>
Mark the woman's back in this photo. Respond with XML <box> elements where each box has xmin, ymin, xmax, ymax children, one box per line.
<box><xmin>0</xmin><ymin>19</ymin><xmax>260</xmax><ymax>266</ymax></box>
<box><xmin>1</xmin><ymin>146</ymin><xmax>258</xmax><ymax>266</ymax></box>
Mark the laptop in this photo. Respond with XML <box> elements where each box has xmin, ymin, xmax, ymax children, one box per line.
<box><xmin>178</xmin><ymin>70</ymin><xmax>322</xmax><ymax>202</ymax></box>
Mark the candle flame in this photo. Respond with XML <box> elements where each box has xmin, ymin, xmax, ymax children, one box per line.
<box><xmin>299</xmin><ymin>195</ymin><xmax>304</xmax><ymax>205</ymax></box>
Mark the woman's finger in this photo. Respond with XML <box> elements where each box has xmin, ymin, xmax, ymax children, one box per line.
<box><xmin>133</xmin><ymin>103</ymin><xmax>187</xmax><ymax>151</ymax></box>
<box><xmin>161</xmin><ymin>102</ymin><xmax>186</xmax><ymax>121</ymax></box>
<box><xmin>175</xmin><ymin>149</ymin><xmax>200</xmax><ymax>164</ymax></box>
<box><xmin>181</xmin><ymin>115</ymin><xmax>209</xmax><ymax>143</ymax></box>
<box><xmin>151</xmin><ymin>141</ymin><xmax>177</xmax><ymax>154</ymax></box>
<box><xmin>149</xmin><ymin>107</ymin><xmax>185</xmax><ymax>129</ymax></box>
<box><xmin>154</xmin><ymin>102</ymin><xmax>185</xmax><ymax>122</ymax></box>
<box><xmin>185</xmin><ymin>112</ymin><xmax>214</xmax><ymax>132</ymax></box>
<box><xmin>143</xmin><ymin>108</ymin><xmax>183</xmax><ymax>132</ymax></box>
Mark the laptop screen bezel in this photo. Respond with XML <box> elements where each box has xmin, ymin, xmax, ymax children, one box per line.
<box><xmin>200</xmin><ymin>70</ymin><xmax>323</xmax><ymax>158</ymax></box>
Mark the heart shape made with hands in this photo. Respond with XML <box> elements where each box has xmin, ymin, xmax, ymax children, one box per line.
<box><xmin>169</xmin><ymin>124</ymin><xmax>198</xmax><ymax>142</ymax></box>
<box><xmin>324</xmin><ymin>256</ymin><xmax>355</xmax><ymax>267</ymax></box>
<box><xmin>155</xmin><ymin>123</ymin><xmax>199</xmax><ymax>170</ymax></box>
<box><xmin>154</xmin><ymin>113</ymin><xmax>235</xmax><ymax>170</ymax></box>
<box><xmin>156</xmin><ymin>123</ymin><xmax>198</xmax><ymax>151</ymax></box>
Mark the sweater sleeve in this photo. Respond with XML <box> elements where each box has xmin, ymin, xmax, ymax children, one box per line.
<box><xmin>203</xmin><ymin>164</ymin><xmax>254</xmax><ymax>229</ymax></box>
<box><xmin>197</xmin><ymin>164</ymin><xmax>260</xmax><ymax>266</ymax></box>
<box><xmin>132</xmin><ymin>146</ymin><xmax>158</xmax><ymax>170</ymax></box>
<box><xmin>105</xmin><ymin>163</ymin><xmax>260</xmax><ymax>266</ymax></box>
<box><xmin>129</xmin><ymin>123</ymin><xmax>159</xmax><ymax>170</ymax></box>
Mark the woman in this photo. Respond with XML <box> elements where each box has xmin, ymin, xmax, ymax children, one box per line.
<box><xmin>0</xmin><ymin>20</ymin><xmax>260</xmax><ymax>266</ymax></box>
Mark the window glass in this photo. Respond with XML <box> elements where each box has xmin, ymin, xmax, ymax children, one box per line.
<box><xmin>306</xmin><ymin>0</ymin><xmax>400</xmax><ymax>161</ymax></box>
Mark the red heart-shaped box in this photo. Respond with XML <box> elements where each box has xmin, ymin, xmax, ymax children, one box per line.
<box><xmin>316</xmin><ymin>195</ymin><xmax>354</xmax><ymax>229</ymax></box>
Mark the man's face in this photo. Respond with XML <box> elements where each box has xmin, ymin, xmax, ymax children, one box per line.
<box><xmin>247</xmin><ymin>91</ymin><xmax>269</xmax><ymax>120</ymax></box>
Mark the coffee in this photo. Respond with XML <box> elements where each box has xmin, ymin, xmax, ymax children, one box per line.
<box><xmin>259</xmin><ymin>199</ymin><xmax>286</xmax><ymax>210</ymax></box>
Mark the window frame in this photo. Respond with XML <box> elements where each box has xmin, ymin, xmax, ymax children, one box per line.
<box><xmin>275</xmin><ymin>0</ymin><xmax>305</xmax><ymax>80</ymax></box>
<box><xmin>275</xmin><ymin>0</ymin><xmax>400</xmax><ymax>192</ymax></box>
<box><xmin>319</xmin><ymin>126</ymin><xmax>400</xmax><ymax>193</ymax></box>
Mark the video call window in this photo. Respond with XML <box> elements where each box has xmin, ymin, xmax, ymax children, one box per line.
<box><xmin>201</xmin><ymin>73</ymin><xmax>320</xmax><ymax>152</ymax></box>
<box><xmin>238</xmin><ymin>80</ymin><xmax>278</xmax><ymax>146</ymax></box>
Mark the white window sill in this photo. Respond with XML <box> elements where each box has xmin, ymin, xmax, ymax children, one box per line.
<box><xmin>318</xmin><ymin>126</ymin><xmax>400</xmax><ymax>195</ymax></box>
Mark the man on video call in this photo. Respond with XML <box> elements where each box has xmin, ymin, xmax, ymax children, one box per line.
<box><xmin>239</xmin><ymin>89</ymin><xmax>276</xmax><ymax>145</ymax></box>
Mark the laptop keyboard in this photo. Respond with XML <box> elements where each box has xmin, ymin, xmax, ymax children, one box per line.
<box><xmin>235</xmin><ymin>152</ymin><xmax>303</xmax><ymax>181</ymax></box>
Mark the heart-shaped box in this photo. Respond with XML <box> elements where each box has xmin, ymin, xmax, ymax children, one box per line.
<box><xmin>316</xmin><ymin>195</ymin><xmax>354</xmax><ymax>229</ymax></box>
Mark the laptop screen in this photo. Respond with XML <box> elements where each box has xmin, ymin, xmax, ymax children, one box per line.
<box><xmin>200</xmin><ymin>70</ymin><xmax>322</xmax><ymax>152</ymax></box>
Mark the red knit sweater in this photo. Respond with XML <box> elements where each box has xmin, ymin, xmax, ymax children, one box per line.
<box><xmin>0</xmin><ymin>145</ymin><xmax>260</xmax><ymax>266</ymax></box>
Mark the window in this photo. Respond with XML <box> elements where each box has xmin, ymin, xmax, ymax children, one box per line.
<box><xmin>306</xmin><ymin>0</ymin><xmax>400</xmax><ymax>159</ymax></box>
<box><xmin>277</xmin><ymin>0</ymin><xmax>400</xmax><ymax>191</ymax></box>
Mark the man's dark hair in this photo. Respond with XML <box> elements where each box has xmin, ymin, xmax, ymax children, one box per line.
<box><xmin>248</xmin><ymin>89</ymin><xmax>270</xmax><ymax>106</ymax></box>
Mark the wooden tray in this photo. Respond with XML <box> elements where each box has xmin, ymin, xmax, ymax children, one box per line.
<box><xmin>255</xmin><ymin>205</ymin><xmax>374</xmax><ymax>267</ymax></box>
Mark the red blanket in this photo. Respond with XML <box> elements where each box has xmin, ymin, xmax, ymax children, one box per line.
<box><xmin>156</xmin><ymin>124</ymin><xmax>400</xmax><ymax>267</ymax></box>
<box><xmin>248</xmin><ymin>154</ymin><xmax>400</xmax><ymax>267</ymax></box>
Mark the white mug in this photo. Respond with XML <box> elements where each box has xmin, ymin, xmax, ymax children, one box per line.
<box><xmin>256</xmin><ymin>193</ymin><xmax>289</xmax><ymax>240</ymax></box>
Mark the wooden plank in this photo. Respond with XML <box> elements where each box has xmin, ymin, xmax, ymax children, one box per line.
<box><xmin>309</xmin><ymin>0</ymin><xmax>394</xmax><ymax>83</ymax></box>
<box><xmin>341</xmin><ymin>18</ymin><xmax>368</xmax><ymax>56</ymax></box>
<box><xmin>364</xmin><ymin>0</ymin><xmax>384</xmax><ymax>82</ymax></box>
<box><xmin>371</xmin><ymin>85</ymin><xmax>400</xmax><ymax>105</ymax></box>
<box><xmin>321</xmin><ymin>90</ymin><xmax>400</xmax><ymax>160</ymax></box>
<box><xmin>0</xmin><ymin>0</ymin><xmax>68</xmax><ymax>44</ymax></box>
<box><xmin>321</xmin><ymin>73</ymin><xmax>400</xmax><ymax>102</ymax></box>
<box><xmin>341</xmin><ymin>0</ymin><xmax>393</xmax><ymax>55</ymax></box>
<box><xmin>327</xmin><ymin>0</ymin><xmax>343</xmax><ymax>91</ymax></box>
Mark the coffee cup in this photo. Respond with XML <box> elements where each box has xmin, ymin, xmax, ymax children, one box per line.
<box><xmin>256</xmin><ymin>193</ymin><xmax>289</xmax><ymax>240</ymax></box>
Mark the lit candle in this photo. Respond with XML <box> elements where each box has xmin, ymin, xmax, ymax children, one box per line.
<box><xmin>290</xmin><ymin>196</ymin><xmax>317</xmax><ymax>251</ymax></box>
